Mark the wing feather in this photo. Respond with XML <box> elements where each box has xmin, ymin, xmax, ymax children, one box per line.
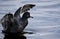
<box><xmin>14</xmin><ymin>4</ymin><xmax>35</xmax><ymax>17</ymax></box>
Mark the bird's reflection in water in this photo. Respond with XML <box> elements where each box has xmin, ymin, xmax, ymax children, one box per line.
<box><xmin>3</xmin><ymin>33</ymin><xmax>26</xmax><ymax>39</ymax></box>
<box><xmin>3</xmin><ymin>31</ymin><xmax>34</xmax><ymax>39</ymax></box>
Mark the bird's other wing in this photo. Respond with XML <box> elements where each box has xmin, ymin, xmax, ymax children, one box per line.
<box><xmin>14</xmin><ymin>4</ymin><xmax>35</xmax><ymax>17</ymax></box>
<box><xmin>1</xmin><ymin>13</ymin><xmax>13</xmax><ymax>32</ymax></box>
<box><xmin>14</xmin><ymin>7</ymin><xmax>22</xmax><ymax>17</ymax></box>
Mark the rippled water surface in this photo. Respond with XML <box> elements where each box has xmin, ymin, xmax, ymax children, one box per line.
<box><xmin>0</xmin><ymin>0</ymin><xmax>60</xmax><ymax>39</ymax></box>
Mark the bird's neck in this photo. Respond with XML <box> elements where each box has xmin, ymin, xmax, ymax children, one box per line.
<box><xmin>22</xmin><ymin>16</ymin><xmax>28</xmax><ymax>20</ymax></box>
<box><xmin>22</xmin><ymin>18</ymin><xmax>28</xmax><ymax>21</ymax></box>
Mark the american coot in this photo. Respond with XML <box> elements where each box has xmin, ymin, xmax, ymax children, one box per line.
<box><xmin>1</xmin><ymin>4</ymin><xmax>35</xmax><ymax>34</ymax></box>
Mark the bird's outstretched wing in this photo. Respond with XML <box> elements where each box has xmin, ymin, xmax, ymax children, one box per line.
<box><xmin>21</xmin><ymin>4</ymin><xmax>35</xmax><ymax>13</ymax></box>
<box><xmin>1</xmin><ymin>13</ymin><xmax>13</xmax><ymax>32</ymax></box>
<box><xmin>14</xmin><ymin>4</ymin><xmax>35</xmax><ymax>17</ymax></box>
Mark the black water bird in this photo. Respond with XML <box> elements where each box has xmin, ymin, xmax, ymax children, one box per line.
<box><xmin>1</xmin><ymin>4</ymin><xmax>35</xmax><ymax>34</ymax></box>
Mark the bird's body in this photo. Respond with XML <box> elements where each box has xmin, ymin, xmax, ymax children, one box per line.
<box><xmin>1</xmin><ymin>4</ymin><xmax>35</xmax><ymax>34</ymax></box>
<box><xmin>10</xmin><ymin>12</ymin><xmax>29</xmax><ymax>33</ymax></box>
<box><xmin>17</xmin><ymin>18</ymin><xmax>28</xmax><ymax>32</ymax></box>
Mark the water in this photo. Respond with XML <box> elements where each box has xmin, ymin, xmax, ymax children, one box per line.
<box><xmin>0</xmin><ymin>0</ymin><xmax>60</xmax><ymax>39</ymax></box>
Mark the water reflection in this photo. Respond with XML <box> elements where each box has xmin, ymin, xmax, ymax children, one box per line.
<box><xmin>2</xmin><ymin>31</ymin><xmax>34</xmax><ymax>39</ymax></box>
<box><xmin>3</xmin><ymin>33</ymin><xmax>26</xmax><ymax>39</ymax></box>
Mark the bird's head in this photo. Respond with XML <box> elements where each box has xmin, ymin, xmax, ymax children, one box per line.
<box><xmin>22</xmin><ymin>12</ymin><xmax>33</xmax><ymax>19</ymax></box>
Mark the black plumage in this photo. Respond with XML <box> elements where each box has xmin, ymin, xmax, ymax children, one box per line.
<box><xmin>1</xmin><ymin>4</ymin><xmax>35</xmax><ymax>34</ymax></box>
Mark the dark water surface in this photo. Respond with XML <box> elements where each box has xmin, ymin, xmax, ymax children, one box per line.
<box><xmin>0</xmin><ymin>0</ymin><xmax>60</xmax><ymax>39</ymax></box>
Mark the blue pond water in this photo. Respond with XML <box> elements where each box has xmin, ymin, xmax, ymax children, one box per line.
<box><xmin>0</xmin><ymin>0</ymin><xmax>60</xmax><ymax>39</ymax></box>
